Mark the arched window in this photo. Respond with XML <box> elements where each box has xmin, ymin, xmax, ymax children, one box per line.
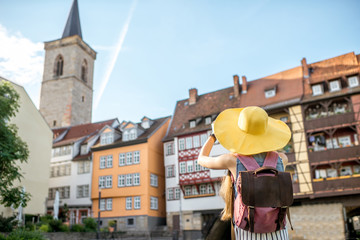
<box><xmin>81</xmin><ymin>59</ymin><xmax>88</xmax><ymax>82</ymax></box>
<box><xmin>54</xmin><ymin>55</ymin><xmax>64</xmax><ymax>77</ymax></box>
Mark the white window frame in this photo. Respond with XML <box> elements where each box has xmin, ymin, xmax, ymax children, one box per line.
<box><xmin>134</xmin><ymin>196</ymin><xmax>141</xmax><ymax>209</ymax></box>
<box><xmin>133</xmin><ymin>173</ymin><xmax>140</xmax><ymax>186</ymax></box>
<box><xmin>192</xmin><ymin>186</ymin><xmax>198</xmax><ymax>195</ymax></box>
<box><xmin>193</xmin><ymin>135</ymin><xmax>200</xmax><ymax>148</ymax></box>
<box><xmin>150</xmin><ymin>174</ymin><xmax>158</xmax><ymax>187</ymax></box>
<box><xmin>185</xmin><ymin>137</ymin><xmax>193</xmax><ymax>149</ymax></box>
<box><xmin>119</xmin><ymin>153</ymin><xmax>126</xmax><ymax>166</ymax></box>
<box><xmin>99</xmin><ymin>176</ymin><xmax>105</xmax><ymax>188</ymax></box>
<box><xmin>166</xmin><ymin>142</ymin><xmax>174</xmax><ymax>156</ymax></box>
<box><xmin>107</xmin><ymin>155</ymin><xmax>113</xmax><ymax>168</ymax></box>
<box><xmin>150</xmin><ymin>196</ymin><xmax>158</xmax><ymax>210</ymax></box>
<box><xmin>168</xmin><ymin>188</ymin><xmax>174</xmax><ymax>200</ymax></box>
<box><xmin>126</xmin><ymin>197</ymin><xmax>132</xmax><ymax>210</ymax></box>
<box><xmin>100</xmin><ymin>156</ymin><xmax>106</xmax><ymax>169</ymax></box>
<box><xmin>208</xmin><ymin>184</ymin><xmax>214</xmax><ymax>194</ymax></box>
<box><xmin>189</xmin><ymin>120</ymin><xmax>196</xmax><ymax>128</ymax></box>
<box><xmin>106</xmin><ymin>199</ymin><xmax>112</xmax><ymax>210</ymax></box>
<box><xmin>129</xmin><ymin>129</ymin><xmax>137</xmax><ymax>140</ymax></box>
<box><xmin>338</xmin><ymin>136</ymin><xmax>352</xmax><ymax>147</ymax></box>
<box><xmin>100</xmin><ymin>199</ymin><xmax>106</xmax><ymax>211</ymax></box>
<box><xmin>205</xmin><ymin>117</ymin><xmax>212</xmax><ymax>125</ymax></box>
<box><xmin>118</xmin><ymin>175</ymin><xmax>125</xmax><ymax>187</ymax></box>
<box><xmin>329</xmin><ymin>80</ymin><xmax>341</xmax><ymax>92</ymax></box>
<box><xmin>179</xmin><ymin>139</ymin><xmax>185</xmax><ymax>151</ymax></box>
<box><xmin>179</xmin><ymin>162</ymin><xmax>186</xmax><ymax>174</ymax></box>
<box><xmin>194</xmin><ymin>160</ymin><xmax>201</xmax><ymax>172</ymax></box>
<box><xmin>126</xmin><ymin>174</ymin><xmax>133</xmax><ymax>186</ymax></box>
<box><xmin>265</xmin><ymin>88</ymin><xmax>276</xmax><ymax>98</ymax></box>
<box><xmin>312</xmin><ymin>84</ymin><xmax>323</xmax><ymax>96</ymax></box>
<box><xmin>200</xmin><ymin>185</ymin><xmax>206</xmax><ymax>195</ymax></box>
<box><xmin>126</xmin><ymin>152</ymin><xmax>132</xmax><ymax>165</ymax></box>
<box><xmin>185</xmin><ymin>186</ymin><xmax>191</xmax><ymax>196</ymax></box>
<box><xmin>133</xmin><ymin>151</ymin><xmax>140</xmax><ymax>164</ymax></box>
<box><xmin>348</xmin><ymin>76</ymin><xmax>359</xmax><ymax>88</ymax></box>
<box><xmin>80</xmin><ymin>145</ymin><xmax>88</xmax><ymax>155</ymax></box>
<box><xmin>175</xmin><ymin>188</ymin><xmax>181</xmax><ymax>199</ymax></box>
<box><xmin>166</xmin><ymin>165</ymin><xmax>175</xmax><ymax>178</ymax></box>
<box><xmin>187</xmin><ymin>161</ymin><xmax>194</xmax><ymax>173</ymax></box>
<box><xmin>105</xmin><ymin>175</ymin><xmax>112</xmax><ymax>188</ymax></box>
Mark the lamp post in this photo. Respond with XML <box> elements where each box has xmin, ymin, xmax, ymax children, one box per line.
<box><xmin>97</xmin><ymin>187</ymin><xmax>102</xmax><ymax>239</ymax></box>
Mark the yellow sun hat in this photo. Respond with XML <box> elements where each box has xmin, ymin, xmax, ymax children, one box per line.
<box><xmin>213</xmin><ymin>106</ymin><xmax>291</xmax><ymax>155</ymax></box>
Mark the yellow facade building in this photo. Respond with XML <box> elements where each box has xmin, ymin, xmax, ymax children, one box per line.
<box><xmin>91</xmin><ymin>116</ymin><xmax>170</xmax><ymax>232</ymax></box>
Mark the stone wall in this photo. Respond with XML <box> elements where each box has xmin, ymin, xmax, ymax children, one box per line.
<box><xmin>288</xmin><ymin>203</ymin><xmax>345</xmax><ymax>240</ymax></box>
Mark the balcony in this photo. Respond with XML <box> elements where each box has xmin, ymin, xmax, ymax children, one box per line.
<box><xmin>308</xmin><ymin>145</ymin><xmax>360</xmax><ymax>163</ymax></box>
<box><xmin>312</xmin><ymin>175</ymin><xmax>360</xmax><ymax>197</ymax></box>
<box><xmin>286</xmin><ymin>152</ymin><xmax>296</xmax><ymax>164</ymax></box>
<box><xmin>304</xmin><ymin>112</ymin><xmax>355</xmax><ymax>130</ymax></box>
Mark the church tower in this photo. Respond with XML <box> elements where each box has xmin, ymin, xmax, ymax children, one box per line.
<box><xmin>40</xmin><ymin>0</ymin><xmax>96</xmax><ymax>128</ymax></box>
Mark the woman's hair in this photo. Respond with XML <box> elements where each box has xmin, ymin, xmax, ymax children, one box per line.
<box><xmin>219</xmin><ymin>170</ymin><xmax>234</xmax><ymax>221</ymax></box>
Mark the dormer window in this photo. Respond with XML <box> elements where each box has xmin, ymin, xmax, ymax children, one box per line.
<box><xmin>100</xmin><ymin>132</ymin><xmax>114</xmax><ymax>145</ymax></box>
<box><xmin>129</xmin><ymin>129</ymin><xmax>137</xmax><ymax>140</ymax></box>
<box><xmin>265</xmin><ymin>88</ymin><xmax>276</xmax><ymax>98</ymax></box>
<box><xmin>348</xmin><ymin>76</ymin><xmax>359</xmax><ymax>88</ymax></box>
<box><xmin>80</xmin><ymin>144</ymin><xmax>88</xmax><ymax>155</ymax></box>
<box><xmin>142</xmin><ymin>121</ymin><xmax>150</xmax><ymax>129</ymax></box>
<box><xmin>329</xmin><ymin>80</ymin><xmax>341</xmax><ymax>92</ymax></box>
<box><xmin>312</xmin><ymin>84</ymin><xmax>323</xmax><ymax>96</ymax></box>
<box><xmin>189</xmin><ymin>120</ymin><xmax>196</xmax><ymax>128</ymax></box>
<box><xmin>205</xmin><ymin>117</ymin><xmax>212</xmax><ymax>125</ymax></box>
<box><xmin>123</xmin><ymin>131</ymin><xmax>129</xmax><ymax>141</ymax></box>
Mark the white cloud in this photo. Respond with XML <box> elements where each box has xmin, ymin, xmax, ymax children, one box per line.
<box><xmin>0</xmin><ymin>24</ymin><xmax>44</xmax><ymax>86</ymax></box>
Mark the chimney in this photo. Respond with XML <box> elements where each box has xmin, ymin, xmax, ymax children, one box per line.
<box><xmin>233</xmin><ymin>75</ymin><xmax>240</xmax><ymax>97</ymax></box>
<box><xmin>189</xmin><ymin>88</ymin><xmax>198</xmax><ymax>105</ymax></box>
<box><xmin>241</xmin><ymin>76</ymin><xmax>247</xmax><ymax>94</ymax></box>
<box><xmin>301</xmin><ymin>57</ymin><xmax>309</xmax><ymax>79</ymax></box>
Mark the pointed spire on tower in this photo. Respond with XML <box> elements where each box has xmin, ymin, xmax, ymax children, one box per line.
<box><xmin>62</xmin><ymin>0</ymin><xmax>82</xmax><ymax>39</ymax></box>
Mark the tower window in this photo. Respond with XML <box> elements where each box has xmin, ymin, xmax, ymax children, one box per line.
<box><xmin>55</xmin><ymin>55</ymin><xmax>64</xmax><ymax>77</ymax></box>
<box><xmin>81</xmin><ymin>60</ymin><xmax>88</xmax><ymax>82</ymax></box>
<box><xmin>82</xmin><ymin>96</ymin><xmax>85</xmax><ymax>102</ymax></box>
<box><xmin>53</xmin><ymin>120</ymin><xmax>57</xmax><ymax>127</ymax></box>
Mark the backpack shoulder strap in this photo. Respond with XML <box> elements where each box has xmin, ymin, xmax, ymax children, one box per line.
<box><xmin>263</xmin><ymin>151</ymin><xmax>278</xmax><ymax>168</ymax></box>
<box><xmin>234</xmin><ymin>153</ymin><xmax>260</xmax><ymax>171</ymax></box>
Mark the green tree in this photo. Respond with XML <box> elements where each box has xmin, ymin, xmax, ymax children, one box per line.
<box><xmin>0</xmin><ymin>80</ymin><xmax>30</xmax><ymax>208</ymax></box>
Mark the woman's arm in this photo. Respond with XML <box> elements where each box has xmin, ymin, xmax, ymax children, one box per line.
<box><xmin>198</xmin><ymin>135</ymin><xmax>236</xmax><ymax>170</ymax></box>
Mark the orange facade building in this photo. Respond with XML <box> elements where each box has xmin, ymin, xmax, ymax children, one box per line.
<box><xmin>91</xmin><ymin>116</ymin><xmax>170</xmax><ymax>232</ymax></box>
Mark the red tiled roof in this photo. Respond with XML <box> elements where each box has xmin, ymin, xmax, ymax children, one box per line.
<box><xmin>165</xmin><ymin>66</ymin><xmax>303</xmax><ymax>140</ymax></box>
<box><xmin>92</xmin><ymin>116</ymin><xmax>171</xmax><ymax>151</ymax></box>
<box><xmin>52</xmin><ymin>119</ymin><xmax>117</xmax><ymax>147</ymax></box>
<box><xmin>309</xmin><ymin>52</ymin><xmax>359</xmax><ymax>84</ymax></box>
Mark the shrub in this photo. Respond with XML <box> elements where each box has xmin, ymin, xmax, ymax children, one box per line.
<box><xmin>25</xmin><ymin>221</ymin><xmax>36</xmax><ymax>231</ymax></box>
<box><xmin>71</xmin><ymin>224</ymin><xmax>85</xmax><ymax>232</ymax></box>
<box><xmin>7</xmin><ymin>229</ymin><xmax>46</xmax><ymax>240</ymax></box>
<box><xmin>59</xmin><ymin>224</ymin><xmax>69</xmax><ymax>232</ymax></box>
<box><xmin>39</xmin><ymin>215</ymin><xmax>53</xmax><ymax>224</ymax></box>
<box><xmin>39</xmin><ymin>224</ymin><xmax>50</xmax><ymax>232</ymax></box>
<box><xmin>48</xmin><ymin>219</ymin><xmax>63</xmax><ymax>232</ymax></box>
<box><xmin>100</xmin><ymin>226</ymin><xmax>109</xmax><ymax>232</ymax></box>
<box><xmin>83</xmin><ymin>218</ymin><xmax>97</xmax><ymax>232</ymax></box>
<box><xmin>108</xmin><ymin>220</ymin><xmax>116</xmax><ymax>227</ymax></box>
<box><xmin>0</xmin><ymin>234</ymin><xmax>6</xmax><ymax>240</ymax></box>
<box><xmin>0</xmin><ymin>215</ymin><xmax>16</xmax><ymax>232</ymax></box>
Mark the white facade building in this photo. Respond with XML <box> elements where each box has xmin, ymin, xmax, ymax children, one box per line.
<box><xmin>47</xmin><ymin>119</ymin><xmax>119</xmax><ymax>223</ymax></box>
<box><xmin>164</xmin><ymin>131</ymin><xmax>229</xmax><ymax>238</ymax></box>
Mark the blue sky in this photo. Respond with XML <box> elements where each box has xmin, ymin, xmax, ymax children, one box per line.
<box><xmin>0</xmin><ymin>0</ymin><xmax>359</xmax><ymax>123</ymax></box>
